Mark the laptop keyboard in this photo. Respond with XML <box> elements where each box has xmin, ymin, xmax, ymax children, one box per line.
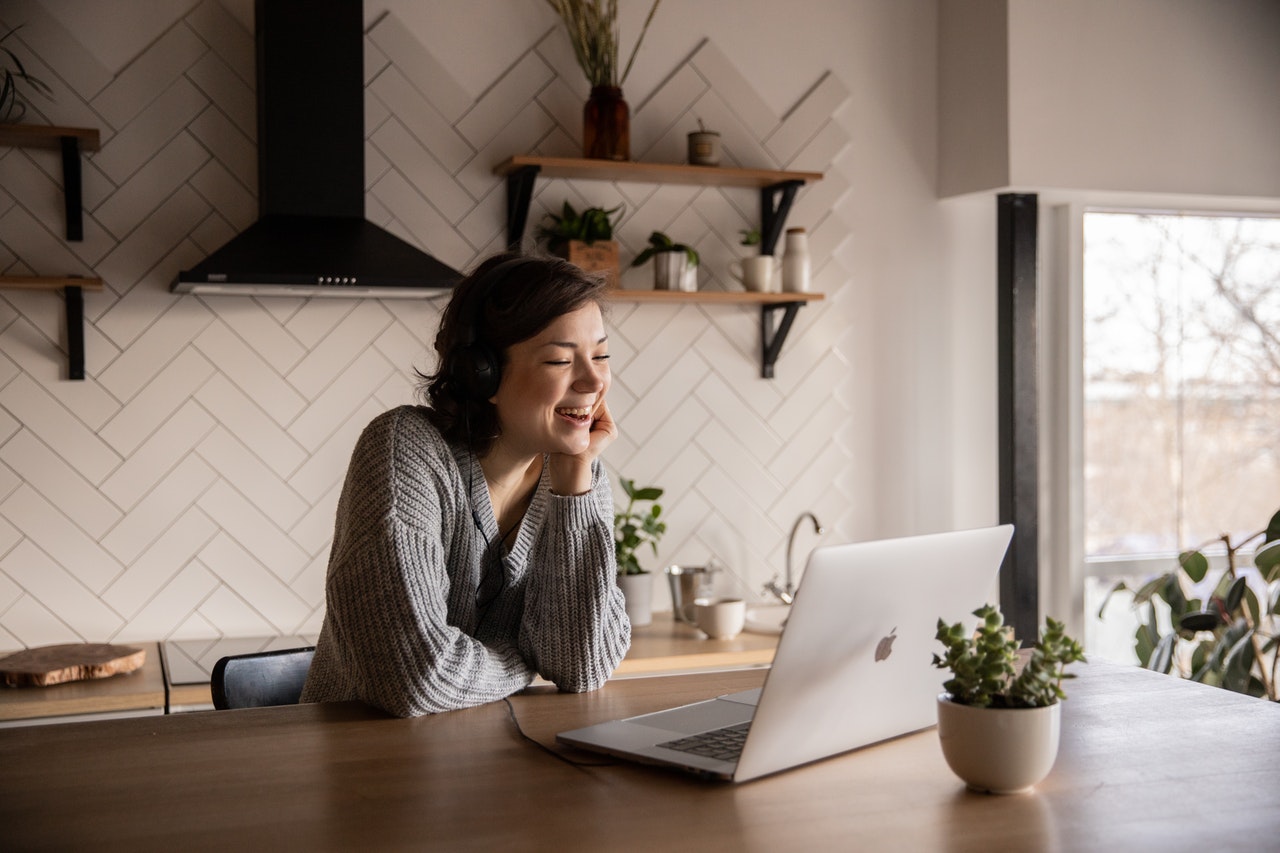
<box><xmin>658</xmin><ymin>721</ymin><xmax>751</xmax><ymax>762</ymax></box>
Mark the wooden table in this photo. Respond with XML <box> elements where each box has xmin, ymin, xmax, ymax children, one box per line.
<box><xmin>2</xmin><ymin>661</ymin><xmax>1276</xmax><ymax>851</ymax></box>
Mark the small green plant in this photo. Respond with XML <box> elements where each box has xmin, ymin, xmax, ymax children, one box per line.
<box><xmin>614</xmin><ymin>477</ymin><xmax>666</xmax><ymax>575</ymax></box>
<box><xmin>1</xmin><ymin>25</ymin><xmax>53</xmax><ymax>123</ymax></box>
<box><xmin>630</xmin><ymin>231</ymin><xmax>698</xmax><ymax>268</ymax></box>
<box><xmin>536</xmin><ymin>201</ymin><xmax>622</xmax><ymax>252</ymax></box>
<box><xmin>1100</xmin><ymin>508</ymin><xmax>1280</xmax><ymax>701</ymax></box>
<box><xmin>739</xmin><ymin>228</ymin><xmax>761</xmax><ymax>247</ymax></box>
<box><xmin>933</xmin><ymin>604</ymin><xmax>1086</xmax><ymax>708</ymax></box>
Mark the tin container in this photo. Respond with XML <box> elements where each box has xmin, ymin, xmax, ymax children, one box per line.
<box><xmin>665</xmin><ymin>564</ymin><xmax>720</xmax><ymax>623</ymax></box>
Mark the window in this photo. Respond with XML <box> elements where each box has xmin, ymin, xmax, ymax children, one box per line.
<box><xmin>1082</xmin><ymin>211</ymin><xmax>1280</xmax><ymax>661</ymax></box>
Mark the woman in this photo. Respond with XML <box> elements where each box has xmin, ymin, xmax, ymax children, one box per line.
<box><xmin>301</xmin><ymin>253</ymin><xmax>630</xmax><ymax>716</ymax></box>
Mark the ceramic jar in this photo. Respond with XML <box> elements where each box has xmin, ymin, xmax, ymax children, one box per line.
<box><xmin>782</xmin><ymin>227</ymin><xmax>811</xmax><ymax>293</ymax></box>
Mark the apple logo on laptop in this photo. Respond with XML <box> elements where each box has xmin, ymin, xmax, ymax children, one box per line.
<box><xmin>874</xmin><ymin>627</ymin><xmax>897</xmax><ymax>662</ymax></box>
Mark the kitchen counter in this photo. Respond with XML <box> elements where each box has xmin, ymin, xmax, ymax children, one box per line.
<box><xmin>0</xmin><ymin>613</ymin><xmax>778</xmax><ymax>724</ymax></box>
<box><xmin>0</xmin><ymin>643</ymin><xmax>165</xmax><ymax>726</ymax></box>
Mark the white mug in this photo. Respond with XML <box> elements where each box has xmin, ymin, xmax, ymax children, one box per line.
<box><xmin>694</xmin><ymin>597</ymin><xmax>746</xmax><ymax>640</ymax></box>
<box><xmin>728</xmin><ymin>256</ymin><xmax>777</xmax><ymax>293</ymax></box>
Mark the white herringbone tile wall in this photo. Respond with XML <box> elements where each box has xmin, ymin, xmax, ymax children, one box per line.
<box><xmin>0</xmin><ymin>1</ymin><xmax>853</xmax><ymax>645</ymax></box>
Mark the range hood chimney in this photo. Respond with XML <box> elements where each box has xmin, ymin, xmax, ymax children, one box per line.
<box><xmin>174</xmin><ymin>0</ymin><xmax>462</xmax><ymax>297</ymax></box>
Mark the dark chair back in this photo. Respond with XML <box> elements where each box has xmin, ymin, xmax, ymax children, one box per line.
<box><xmin>210</xmin><ymin>647</ymin><xmax>316</xmax><ymax>710</ymax></box>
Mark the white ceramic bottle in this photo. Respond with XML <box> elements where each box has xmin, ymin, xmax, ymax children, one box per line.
<box><xmin>782</xmin><ymin>227</ymin><xmax>811</xmax><ymax>293</ymax></box>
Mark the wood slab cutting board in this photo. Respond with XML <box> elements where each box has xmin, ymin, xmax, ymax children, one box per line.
<box><xmin>0</xmin><ymin>643</ymin><xmax>146</xmax><ymax>687</ymax></box>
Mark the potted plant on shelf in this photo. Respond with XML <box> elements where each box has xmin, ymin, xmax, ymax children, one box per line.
<box><xmin>1</xmin><ymin>25</ymin><xmax>53</xmax><ymax>124</ymax></box>
<box><xmin>631</xmin><ymin>230</ymin><xmax>698</xmax><ymax>292</ymax></box>
<box><xmin>932</xmin><ymin>604</ymin><xmax>1086</xmax><ymax>794</ymax></box>
<box><xmin>546</xmin><ymin>0</ymin><xmax>662</xmax><ymax>161</ymax></box>
<box><xmin>1099</xmin><ymin>507</ymin><xmax>1280</xmax><ymax>702</ymax></box>
<box><xmin>614</xmin><ymin>477</ymin><xmax>666</xmax><ymax>626</ymax></box>
<box><xmin>536</xmin><ymin>201</ymin><xmax>623</xmax><ymax>285</ymax></box>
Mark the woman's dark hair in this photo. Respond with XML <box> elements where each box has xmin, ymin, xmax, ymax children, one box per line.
<box><xmin>419</xmin><ymin>252</ymin><xmax>609</xmax><ymax>455</ymax></box>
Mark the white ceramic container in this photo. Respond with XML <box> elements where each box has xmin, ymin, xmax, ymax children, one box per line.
<box><xmin>936</xmin><ymin>694</ymin><xmax>1061</xmax><ymax>794</ymax></box>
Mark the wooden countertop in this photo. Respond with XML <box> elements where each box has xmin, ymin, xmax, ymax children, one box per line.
<box><xmin>616</xmin><ymin>611</ymin><xmax>777</xmax><ymax>676</ymax></box>
<box><xmin>0</xmin><ymin>615</ymin><xmax>777</xmax><ymax>722</ymax></box>
<box><xmin>165</xmin><ymin>613</ymin><xmax>777</xmax><ymax>708</ymax></box>
<box><xmin>0</xmin><ymin>643</ymin><xmax>164</xmax><ymax>722</ymax></box>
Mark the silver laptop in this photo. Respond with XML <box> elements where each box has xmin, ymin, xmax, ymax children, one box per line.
<box><xmin>557</xmin><ymin>525</ymin><xmax>1014</xmax><ymax>782</ymax></box>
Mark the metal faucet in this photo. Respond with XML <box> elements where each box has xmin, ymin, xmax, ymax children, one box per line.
<box><xmin>763</xmin><ymin>512</ymin><xmax>824</xmax><ymax>604</ymax></box>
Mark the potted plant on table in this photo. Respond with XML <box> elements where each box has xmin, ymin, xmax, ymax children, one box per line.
<box><xmin>536</xmin><ymin>201</ymin><xmax>623</xmax><ymax>285</ymax></box>
<box><xmin>631</xmin><ymin>230</ymin><xmax>699</xmax><ymax>291</ymax></box>
<box><xmin>614</xmin><ymin>477</ymin><xmax>666</xmax><ymax>626</ymax></box>
<box><xmin>932</xmin><ymin>604</ymin><xmax>1086</xmax><ymax>794</ymax></box>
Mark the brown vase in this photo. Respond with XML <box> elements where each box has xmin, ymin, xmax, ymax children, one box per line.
<box><xmin>583</xmin><ymin>85</ymin><xmax>630</xmax><ymax>161</ymax></box>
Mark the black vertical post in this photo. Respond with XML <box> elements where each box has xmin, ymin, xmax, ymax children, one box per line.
<box><xmin>65</xmin><ymin>285</ymin><xmax>85</xmax><ymax>381</ymax></box>
<box><xmin>997</xmin><ymin>192</ymin><xmax>1039</xmax><ymax>643</ymax></box>
<box><xmin>60</xmin><ymin>136</ymin><xmax>84</xmax><ymax>241</ymax></box>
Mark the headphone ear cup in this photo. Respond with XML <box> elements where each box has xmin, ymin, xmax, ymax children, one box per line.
<box><xmin>452</xmin><ymin>342</ymin><xmax>501</xmax><ymax>401</ymax></box>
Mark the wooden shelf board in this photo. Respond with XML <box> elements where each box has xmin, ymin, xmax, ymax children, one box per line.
<box><xmin>0</xmin><ymin>123</ymin><xmax>101</xmax><ymax>151</ymax></box>
<box><xmin>494</xmin><ymin>155</ymin><xmax>822</xmax><ymax>188</ymax></box>
<box><xmin>0</xmin><ymin>275</ymin><xmax>104</xmax><ymax>291</ymax></box>
<box><xmin>609</xmin><ymin>289</ymin><xmax>823</xmax><ymax>305</ymax></box>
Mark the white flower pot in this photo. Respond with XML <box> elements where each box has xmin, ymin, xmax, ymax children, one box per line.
<box><xmin>936</xmin><ymin>694</ymin><xmax>1061</xmax><ymax>794</ymax></box>
<box><xmin>617</xmin><ymin>572</ymin><xmax>653</xmax><ymax>627</ymax></box>
<box><xmin>652</xmin><ymin>253</ymin><xmax>689</xmax><ymax>291</ymax></box>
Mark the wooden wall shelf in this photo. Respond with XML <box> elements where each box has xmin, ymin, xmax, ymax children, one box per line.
<box><xmin>0</xmin><ymin>276</ymin><xmax>104</xmax><ymax>381</ymax></box>
<box><xmin>496</xmin><ymin>155</ymin><xmax>825</xmax><ymax>378</ymax></box>
<box><xmin>0</xmin><ymin>123</ymin><xmax>100</xmax><ymax>242</ymax></box>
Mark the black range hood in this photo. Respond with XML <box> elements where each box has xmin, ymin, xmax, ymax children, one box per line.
<box><xmin>174</xmin><ymin>0</ymin><xmax>461</xmax><ymax>297</ymax></box>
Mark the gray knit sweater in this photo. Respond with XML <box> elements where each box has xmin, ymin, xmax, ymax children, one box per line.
<box><xmin>300</xmin><ymin>405</ymin><xmax>631</xmax><ymax>716</ymax></box>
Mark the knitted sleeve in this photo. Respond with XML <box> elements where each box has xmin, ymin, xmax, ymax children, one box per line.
<box><xmin>518</xmin><ymin>463</ymin><xmax>631</xmax><ymax>692</ymax></box>
<box><xmin>301</xmin><ymin>408</ymin><xmax>535</xmax><ymax>716</ymax></box>
<box><xmin>316</xmin><ymin>518</ymin><xmax>536</xmax><ymax>717</ymax></box>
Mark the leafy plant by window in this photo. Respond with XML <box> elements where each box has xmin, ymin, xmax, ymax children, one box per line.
<box><xmin>614</xmin><ymin>478</ymin><xmax>665</xmax><ymax>575</ymax></box>
<box><xmin>630</xmin><ymin>230</ymin><xmax>698</xmax><ymax>268</ymax></box>
<box><xmin>933</xmin><ymin>604</ymin><xmax>1086</xmax><ymax>708</ymax></box>
<box><xmin>1</xmin><ymin>25</ymin><xmax>53</xmax><ymax>123</ymax></box>
<box><xmin>1101</xmin><ymin>508</ymin><xmax>1280</xmax><ymax>701</ymax></box>
<box><xmin>535</xmin><ymin>201</ymin><xmax>622</xmax><ymax>252</ymax></box>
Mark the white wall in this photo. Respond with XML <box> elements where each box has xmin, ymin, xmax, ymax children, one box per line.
<box><xmin>0</xmin><ymin>0</ymin><xmax>972</xmax><ymax>645</ymax></box>
<box><xmin>940</xmin><ymin>0</ymin><xmax>1280</xmax><ymax>198</ymax></box>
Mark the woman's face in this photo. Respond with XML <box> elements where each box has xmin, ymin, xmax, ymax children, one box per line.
<box><xmin>489</xmin><ymin>302</ymin><xmax>610</xmax><ymax>459</ymax></box>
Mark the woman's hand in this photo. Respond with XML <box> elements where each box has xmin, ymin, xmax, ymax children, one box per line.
<box><xmin>549</xmin><ymin>399</ymin><xmax>616</xmax><ymax>495</ymax></box>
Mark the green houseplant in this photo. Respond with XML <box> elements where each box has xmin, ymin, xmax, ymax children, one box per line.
<box><xmin>536</xmin><ymin>201</ymin><xmax>622</xmax><ymax>249</ymax></box>
<box><xmin>932</xmin><ymin>604</ymin><xmax>1086</xmax><ymax>793</ymax></box>
<box><xmin>536</xmin><ymin>201</ymin><xmax>623</xmax><ymax>284</ymax></box>
<box><xmin>1100</xmin><ymin>508</ymin><xmax>1280</xmax><ymax>702</ymax></box>
<box><xmin>630</xmin><ymin>230</ymin><xmax>698</xmax><ymax>291</ymax></box>
<box><xmin>1</xmin><ymin>25</ymin><xmax>53</xmax><ymax>123</ymax></box>
<box><xmin>614</xmin><ymin>477</ymin><xmax>666</xmax><ymax>626</ymax></box>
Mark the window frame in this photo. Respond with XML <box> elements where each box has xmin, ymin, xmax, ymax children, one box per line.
<box><xmin>1040</xmin><ymin>196</ymin><xmax>1280</xmax><ymax>651</ymax></box>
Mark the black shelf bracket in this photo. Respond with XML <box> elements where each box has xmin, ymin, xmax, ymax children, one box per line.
<box><xmin>59</xmin><ymin>135</ymin><xmax>85</xmax><ymax>241</ymax></box>
<box><xmin>760</xmin><ymin>180</ymin><xmax>803</xmax><ymax>255</ymax></box>
<box><xmin>760</xmin><ymin>301</ymin><xmax>806</xmax><ymax>378</ymax></box>
<box><xmin>505</xmin><ymin>165</ymin><xmax>541</xmax><ymax>251</ymax></box>
<box><xmin>65</xmin><ymin>284</ymin><xmax>85</xmax><ymax>380</ymax></box>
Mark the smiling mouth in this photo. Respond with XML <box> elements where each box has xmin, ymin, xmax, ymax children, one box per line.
<box><xmin>555</xmin><ymin>406</ymin><xmax>593</xmax><ymax>424</ymax></box>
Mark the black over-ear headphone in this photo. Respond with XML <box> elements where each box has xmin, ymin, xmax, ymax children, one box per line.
<box><xmin>449</xmin><ymin>257</ymin><xmax>528</xmax><ymax>402</ymax></box>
